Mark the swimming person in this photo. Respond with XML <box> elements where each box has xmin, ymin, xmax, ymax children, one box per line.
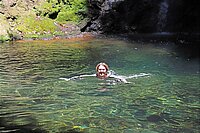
<box><xmin>59</xmin><ymin>62</ymin><xmax>150</xmax><ymax>83</ymax></box>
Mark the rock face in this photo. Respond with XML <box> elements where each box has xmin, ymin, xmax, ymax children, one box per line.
<box><xmin>85</xmin><ymin>0</ymin><xmax>200</xmax><ymax>33</ymax></box>
<box><xmin>85</xmin><ymin>0</ymin><xmax>160</xmax><ymax>33</ymax></box>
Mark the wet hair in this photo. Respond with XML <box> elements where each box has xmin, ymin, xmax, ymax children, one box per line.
<box><xmin>96</xmin><ymin>62</ymin><xmax>109</xmax><ymax>72</ymax></box>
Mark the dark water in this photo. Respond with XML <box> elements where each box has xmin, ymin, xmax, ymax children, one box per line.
<box><xmin>0</xmin><ymin>37</ymin><xmax>199</xmax><ymax>133</ymax></box>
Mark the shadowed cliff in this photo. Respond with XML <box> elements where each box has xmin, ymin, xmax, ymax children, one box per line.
<box><xmin>85</xmin><ymin>0</ymin><xmax>200</xmax><ymax>33</ymax></box>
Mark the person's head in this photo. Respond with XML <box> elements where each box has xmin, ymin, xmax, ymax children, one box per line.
<box><xmin>96</xmin><ymin>62</ymin><xmax>109</xmax><ymax>79</ymax></box>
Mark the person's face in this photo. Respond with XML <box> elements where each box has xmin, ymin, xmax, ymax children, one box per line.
<box><xmin>97</xmin><ymin>65</ymin><xmax>108</xmax><ymax>79</ymax></box>
<box><xmin>97</xmin><ymin>65</ymin><xmax>107</xmax><ymax>73</ymax></box>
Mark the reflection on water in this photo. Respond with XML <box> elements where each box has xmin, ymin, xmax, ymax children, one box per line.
<box><xmin>0</xmin><ymin>37</ymin><xmax>199</xmax><ymax>133</ymax></box>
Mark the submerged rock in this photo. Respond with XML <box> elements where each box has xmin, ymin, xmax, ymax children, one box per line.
<box><xmin>146</xmin><ymin>114</ymin><xmax>163</xmax><ymax>122</ymax></box>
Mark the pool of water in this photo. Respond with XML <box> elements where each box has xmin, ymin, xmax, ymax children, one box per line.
<box><xmin>0</xmin><ymin>37</ymin><xmax>199</xmax><ymax>133</ymax></box>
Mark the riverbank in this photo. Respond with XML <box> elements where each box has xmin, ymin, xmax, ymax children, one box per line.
<box><xmin>15</xmin><ymin>32</ymin><xmax>96</xmax><ymax>43</ymax></box>
<box><xmin>0</xmin><ymin>22</ymin><xmax>93</xmax><ymax>43</ymax></box>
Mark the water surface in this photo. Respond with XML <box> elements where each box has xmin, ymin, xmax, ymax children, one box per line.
<box><xmin>0</xmin><ymin>37</ymin><xmax>199</xmax><ymax>133</ymax></box>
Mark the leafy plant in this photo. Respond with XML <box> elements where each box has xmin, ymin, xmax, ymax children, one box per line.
<box><xmin>15</xmin><ymin>14</ymin><xmax>57</xmax><ymax>38</ymax></box>
<box><xmin>0</xmin><ymin>35</ymin><xmax>10</xmax><ymax>42</ymax></box>
<box><xmin>35</xmin><ymin>0</ymin><xmax>88</xmax><ymax>23</ymax></box>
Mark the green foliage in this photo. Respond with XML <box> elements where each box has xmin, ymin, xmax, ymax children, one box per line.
<box><xmin>35</xmin><ymin>1</ymin><xmax>59</xmax><ymax>16</ymax></box>
<box><xmin>0</xmin><ymin>0</ymin><xmax>88</xmax><ymax>41</ymax></box>
<box><xmin>56</xmin><ymin>8</ymin><xmax>79</xmax><ymax>22</ymax></box>
<box><xmin>15</xmin><ymin>15</ymin><xmax>57</xmax><ymax>35</ymax></box>
<box><xmin>35</xmin><ymin>0</ymin><xmax>87</xmax><ymax>23</ymax></box>
<box><xmin>0</xmin><ymin>35</ymin><xmax>10</xmax><ymax>43</ymax></box>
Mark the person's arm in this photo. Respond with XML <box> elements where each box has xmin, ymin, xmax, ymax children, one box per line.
<box><xmin>125</xmin><ymin>73</ymin><xmax>151</xmax><ymax>79</ymax></box>
<box><xmin>109</xmin><ymin>72</ymin><xmax>129</xmax><ymax>83</ymax></box>
<box><xmin>115</xmin><ymin>76</ymin><xmax>129</xmax><ymax>83</ymax></box>
<box><xmin>109</xmin><ymin>72</ymin><xmax>151</xmax><ymax>83</ymax></box>
<box><xmin>59</xmin><ymin>74</ymin><xmax>96</xmax><ymax>81</ymax></box>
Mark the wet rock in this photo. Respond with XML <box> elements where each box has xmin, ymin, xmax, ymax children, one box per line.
<box><xmin>86</xmin><ymin>0</ymin><xmax>160</xmax><ymax>33</ymax></box>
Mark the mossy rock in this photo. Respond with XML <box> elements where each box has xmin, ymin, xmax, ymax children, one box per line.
<box><xmin>0</xmin><ymin>0</ymin><xmax>89</xmax><ymax>41</ymax></box>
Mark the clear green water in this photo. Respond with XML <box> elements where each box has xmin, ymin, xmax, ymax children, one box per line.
<box><xmin>0</xmin><ymin>37</ymin><xmax>199</xmax><ymax>133</ymax></box>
